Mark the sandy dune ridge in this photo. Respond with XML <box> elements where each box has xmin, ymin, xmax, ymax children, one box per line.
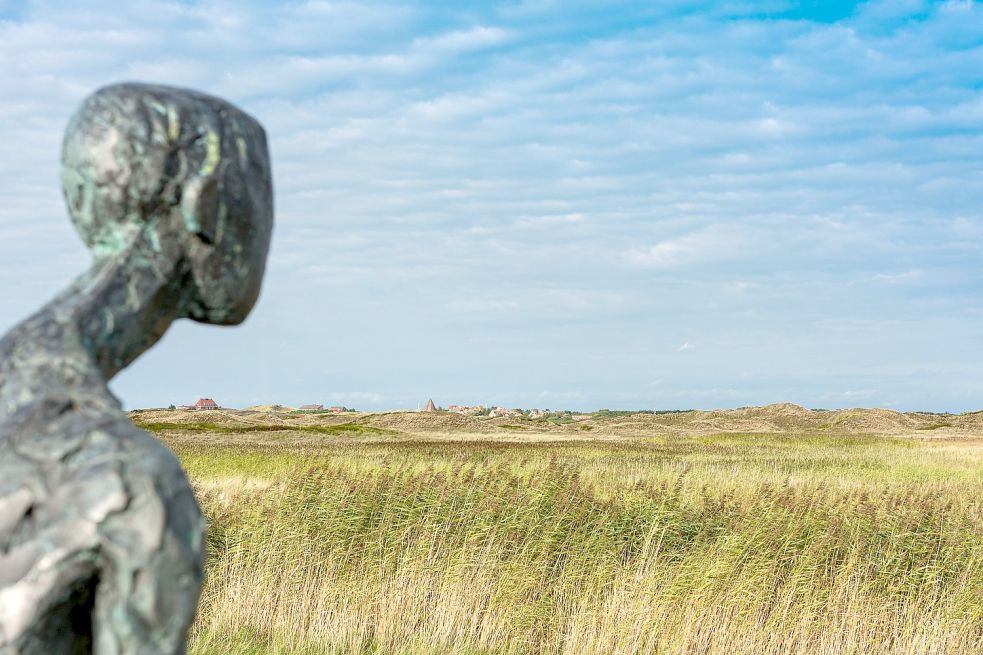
<box><xmin>132</xmin><ymin>402</ymin><xmax>983</xmax><ymax>441</ymax></box>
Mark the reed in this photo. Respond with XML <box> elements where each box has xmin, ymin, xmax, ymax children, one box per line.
<box><xmin>159</xmin><ymin>433</ymin><xmax>983</xmax><ymax>654</ymax></box>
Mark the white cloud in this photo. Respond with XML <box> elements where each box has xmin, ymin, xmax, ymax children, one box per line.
<box><xmin>873</xmin><ymin>270</ymin><xmax>921</xmax><ymax>284</ymax></box>
<box><xmin>514</xmin><ymin>212</ymin><xmax>585</xmax><ymax>227</ymax></box>
<box><xmin>414</xmin><ymin>25</ymin><xmax>511</xmax><ymax>53</ymax></box>
<box><xmin>627</xmin><ymin>225</ymin><xmax>748</xmax><ymax>269</ymax></box>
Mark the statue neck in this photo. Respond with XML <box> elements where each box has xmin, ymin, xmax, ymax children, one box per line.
<box><xmin>63</xmin><ymin>232</ymin><xmax>187</xmax><ymax>381</ymax></box>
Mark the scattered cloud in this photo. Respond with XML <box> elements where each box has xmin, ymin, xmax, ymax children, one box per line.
<box><xmin>0</xmin><ymin>1</ymin><xmax>981</xmax><ymax>410</ymax></box>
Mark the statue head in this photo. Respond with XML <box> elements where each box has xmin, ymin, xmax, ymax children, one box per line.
<box><xmin>60</xmin><ymin>82</ymin><xmax>273</xmax><ymax>325</ymax></box>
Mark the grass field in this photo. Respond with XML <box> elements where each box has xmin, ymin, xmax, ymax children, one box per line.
<box><xmin>146</xmin><ymin>416</ymin><xmax>983</xmax><ymax>655</ymax></box>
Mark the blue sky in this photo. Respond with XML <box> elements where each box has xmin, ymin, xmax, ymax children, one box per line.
<box><xmin>1</xmin><ymin>0</ymin><xmax>982</xmax><ymax>412</ymax></box>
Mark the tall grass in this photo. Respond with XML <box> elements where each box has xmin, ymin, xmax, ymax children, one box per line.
<box><xmin>164</xmin><ymin>434</ymin><xmax>983</xmax><ymax>654</ymax></box>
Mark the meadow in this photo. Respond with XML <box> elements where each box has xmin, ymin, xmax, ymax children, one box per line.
<box><xmin>145</xmin><ymin>414</ymin><xmax>983</xmax><ymax>655</ymax></box>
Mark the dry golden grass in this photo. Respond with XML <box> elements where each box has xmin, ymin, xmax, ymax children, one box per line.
<box><xmin>137</xmin><ymin>410</ymin><xmax>983</xmax><ymax>655</ymax></box>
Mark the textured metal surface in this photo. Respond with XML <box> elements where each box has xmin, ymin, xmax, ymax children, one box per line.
<box><xmin>0</xmin><ymin>82</ymin><xmax>273</xmax><ymax>654</ymax></box>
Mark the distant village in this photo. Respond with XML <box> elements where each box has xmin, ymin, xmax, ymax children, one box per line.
<box><xmin>436</xmin><ymin>400</ymin><xmax>550</xmax><ymax>419</ymax></box>
<box><xmin>173</xmin><ymin>397</ymin><xmax>553</xmax><ymax>419</ymax></box>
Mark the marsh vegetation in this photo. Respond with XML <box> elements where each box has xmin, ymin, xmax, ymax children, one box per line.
<box><xmin>142</xmin><ymin>413</ymin><xmax>983</xmax><ymax>655</ymax></box>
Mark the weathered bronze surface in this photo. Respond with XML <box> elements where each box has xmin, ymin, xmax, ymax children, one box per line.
<box><xmin>0</xmin><ymin>83</ymin><xmax>273</xmax><ymax>653</ymax></box>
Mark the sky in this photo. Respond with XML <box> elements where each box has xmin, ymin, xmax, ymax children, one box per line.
<box><xmin>1</xmin><ymin>0</ymin><xmax>982</xmax><ymax>412</ymax></box>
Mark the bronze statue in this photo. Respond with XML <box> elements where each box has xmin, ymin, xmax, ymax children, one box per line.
<box><xmin>0</xmin><ymin>83</ymin><xmax>273</xmax><ymax>653</ymax></box>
